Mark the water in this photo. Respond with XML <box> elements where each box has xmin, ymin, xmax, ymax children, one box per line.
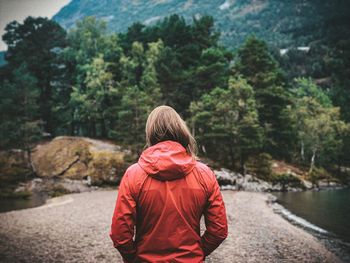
<box><xmin>273</xmin><ymin>188</ymin><xmax>350</xmax><ymax>257</ymax></box>
<box><xmin>0</xmin><ymin>192</ymin><xmax>48</xmax><ymax>213</ymax></box>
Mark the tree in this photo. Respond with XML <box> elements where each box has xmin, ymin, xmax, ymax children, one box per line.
<box><xmin>2</xmin><ymin>16</ymin><xmax>67</xmax><ymax>135</ymax></box>
<box><xmin>69</xmin><ymin>55</ymin><xmax>117</xmax><ymax>137</ymax></box>
<box><xmin>233</xmin><ymin>36</ymin><xmax>284</xmax><ymax>90</ymax></box>
<box><xmin>233</xmin><ymin>36</ymin><xmax>293</xmax><ymax>158</ymax></box>
<box><xmin>111</xmin><ymin>41</ymin><xmax>164</xmax><ymax>151</ymax></box>
<box><xmin>114</xmin><ymin>86</ymin><xmax>150</xmax><ymax>153</ymax></box>
<box><xmin>140</xmin><ymin>40</ymin><xmax>164</xmax><ymax>107</ymax></box>
<box><xmin>292</xmin><ymin>77</ymin><xmax>332</xmax><ymax>107</ymax></box>
<box><xmin>192</xmin><ymin>47</ymin><xmax>231</xmax><ymax>97</ymax></box>
<box><xmin>62</xmin><ymin>16</ymin><xmax>123</xmax><ymax>136</ymax></box>
<box><xmin>120</xmin><ymin>15</ymin><xmax>229</xmax><ymax>116</ymax></box>
<box><xmin>190</xmin><ymin>76</ymin><xmax>263</xmax><ymax>172</ymax></box>
<box><xmin>0</xmin><ymin>64</ymin><xmax>42</xmax><ymax>150</ymax></box>
<box><xmin>289</xmin><ymin>78</ymin><xmax>348</xmax><ymax>172</ymax></box>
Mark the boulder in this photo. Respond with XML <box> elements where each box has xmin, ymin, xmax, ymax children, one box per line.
<box><xmin>301</xmin><ymin>179</ymin><xmax>313</xmax><ymax>189</ymax></box>
<box><xmin>214</xmin><ymin>168</ymin><xmax>284</xmax><ymax>192</ymax></box>
<box><xmin>31</xmin><ymin>136</ymin><xmax>128</xmax><ymax>185</ymax></box>
<box><xmin>214</xmin><ymin>168</ymin><xmax>242</xmax><ymax>186</ymax></box>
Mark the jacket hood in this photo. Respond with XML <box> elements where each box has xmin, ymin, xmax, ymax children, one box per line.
<box><xmin>138</xmin><ymin>140</ymin><xmax>196</xmax><ymax>181</ymax></box>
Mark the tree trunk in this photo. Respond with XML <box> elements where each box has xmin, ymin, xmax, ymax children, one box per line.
<box><xmin>90</xmin><ymin>121</ymin><xmax>97</xmax><ymax>137</ymax></box>
<box><xmin>309</xmin><ymin>148</ymin><xmax>317</xmax><ymax>173</ymax></box>
<box><xmin>70</xmin><ymin>122</ymin><xmax>75</xmax><ymax>136</ymax></box>
<box><xmin>93</xmin><ymin>122</ymin><xmax>97</xmax><ymax>138</ymax></box>
<box><xmin>301</xmin><ymin>141</ymin><xmax>305</xmax><ymax>161</ymax></box>
<box><xmin>239</xmin><ymin>155</ymin><xmax>246</xmax><ymax>175</ymax></box>
<box><xmin>229</xmin><ymin>145</ymin><xmax>235</xmax><ymax>171</ymax></box>
<box><xmin>101</xmin><ymin>119</ymin><xmax>107</xmax><ymax>138</ymax></box>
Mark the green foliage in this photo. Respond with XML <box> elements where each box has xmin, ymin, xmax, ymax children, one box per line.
<box><xmin>233</xmin><ymin>36</ymin><xmax>284</xmax><ymax>89</ymax></box>
<box><xmin>190</xmin><ymin>76</ymin><xmax>263</xmax><ymax>171</ymax></box>
<box><xmin>0</xmin><ymin>64</ymin><xmax>42</xmax><ymax>149</ymax></box>
<box><xmin>109</xmin><ymin>40</ymin><xmax>164</xmax><ymax>152</ymax></box>
<box><xmin>246</xmin><ymin>153</ymin><xmax>273</xmax><ymax>180</ymax></box>
<box><xmin>306</xmin><ymin>166</ymin><xmax>333</xmax><ymax>186</ymax></box>
<box><xmin>289</xmin><ymin>80</ymin><xmax>349</xmax><ymax>172</ymax></box>
<box><xmin>2</xmin><ymin>16</ymin><xmax>67</xmax><ymax>134</ymax></box>
<box><xmin>149</xmin><ymin>15</ymin><xmax>230</xmax><ymax>115</ymax></box>
<box><xmin>61</xmin><ymin>16</ymin><xmax>123</xmax><ymax>136</ymax></box>
<box><xmin>1</xmin><ymin>12</ymin><xmax>350</xmax><ymax>179</ymax></box>
<box><xmin>233</xmin><ymin>36</ymin><xmax>295</xmax><ymax>158</ymax></box>
<box><xmin>292</xmin><ymin>78</ymin><xmax>332</xmax><ymax>107</ymax></box>
<box><xmin>69</xmin><ymin>55</ymin><xmax>117</xmax><ymax>137</ymax></box>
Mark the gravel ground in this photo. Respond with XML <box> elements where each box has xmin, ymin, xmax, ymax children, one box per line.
<box><xmin>0</xmin><ymin>190</ymin><xmax>341</xmax><ymax>263</ymax></box>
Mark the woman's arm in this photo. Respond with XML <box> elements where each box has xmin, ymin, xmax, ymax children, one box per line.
<box><xmin>110</xmin><ymin>170</ymin><xmax>137</xmax><ymax>263</ymax></box>
<box><xmin>200</xmin><ymin>172</ymin><xmax>228</xmax><ymax>256</ymax></box>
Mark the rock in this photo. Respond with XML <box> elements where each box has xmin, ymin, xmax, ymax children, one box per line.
<box><xmin>301</xmin><ymin>179</ymin><xmax>313</xmax><ymax>189</ymax></box>
<box><xmin>214</xmin><ymin>168</ymin><xmax>242</xmax><ymax>186</ymax></box>
<box><xmin>317</xmin><ymin>179</ymin><xmax>343</xmax><ymax>190</ymax></box>
<box><xmin>14</xmin><ymin>185</ymin><xmax>26</xmax><ymax>193</ymax></box>
<box><xmin>214</xmin><ymin>168</ymin><xmax>284</xmax><ymax>192</ymax></box>
<box><xmin>31</xmin><ymin>136</ymin><xmax>128</xmax><ymax>185</ymax></box>
<box><xmin>0</xmin><ymin>149</ymin><xmax>32</xmax><ymax>185</ymax></box>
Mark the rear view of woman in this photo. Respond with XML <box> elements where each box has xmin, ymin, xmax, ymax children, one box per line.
<box><xmin>110</xmin><ymin>105</ymin><xmax>228</xmax><ymax>262</ymax></box>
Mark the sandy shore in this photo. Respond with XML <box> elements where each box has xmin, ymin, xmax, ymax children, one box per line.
<box><xmin>0</xmin><ymin>190</ymin><xmax>341</xmax><ymax>263</ymax></box>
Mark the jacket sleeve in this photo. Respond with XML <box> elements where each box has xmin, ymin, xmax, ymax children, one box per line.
<box><xmin>110</xmin><ymin>170</ymin><xmax>137</xmax><ymax>263</ymax></box>
<box><xmin>200</xmin><ymin>171</ymin><xmax>228</xmax><ymax>256</ymax></box>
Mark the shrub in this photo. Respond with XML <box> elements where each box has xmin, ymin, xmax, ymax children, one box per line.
<box><xmin>307</xmin><ymin>166</ymin><xmax>332</xmax><ymax>186</ymax></box>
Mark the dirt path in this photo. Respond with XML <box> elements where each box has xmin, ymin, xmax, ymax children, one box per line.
<box><xmin>0</xmin><ymin>190</ymin><xmax>341</xmax><ymax>262</ymax></box>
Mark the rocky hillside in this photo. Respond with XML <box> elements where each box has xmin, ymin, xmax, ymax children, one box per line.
<box><xmin>53</xmin><ymin>0</ymin><xmax>349</xmax><ymax>48</ymax></box>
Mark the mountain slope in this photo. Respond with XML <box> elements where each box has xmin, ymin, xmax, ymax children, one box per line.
<box><xmin>53</xmin><ymin>0</ymin><xmax>349</xmax><ymax>49</ymax></box>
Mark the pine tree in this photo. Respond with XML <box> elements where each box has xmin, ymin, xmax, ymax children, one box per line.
<box><xmin>234</xmin><ymin>36</ymin><xmax>293</xmax><ymax>158</ymax></box>
<box><xmin>0</xmin><ymin>64</ymin><xmax>42</xmax><ymax>149</ymax></box>
<box><xmin>2</xmin><ymin>16</ymin><xmax>67</xmax><ymax>135</ymax></box>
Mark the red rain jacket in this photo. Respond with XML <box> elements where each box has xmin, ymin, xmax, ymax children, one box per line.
<box><xmin>110</xmin><ymin>140</ymin><xmax>228</xmax><ymax>262</ymax></box>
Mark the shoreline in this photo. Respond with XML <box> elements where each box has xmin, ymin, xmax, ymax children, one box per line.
<box><xmin>1</xmin><ymin>178</ymin><xmax>348</xmax><ymax>214</ymax></box>
<box><xmin>0</xmin><ymin>190</ymin><xmax>342</xmax><ymax>262</ymax></box>
<box><xmin>270</xmin><ymin>191</ymin><xmax>350</xmax><ymax>262</ymax></box>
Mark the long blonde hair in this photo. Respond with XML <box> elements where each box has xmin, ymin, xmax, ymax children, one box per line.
<box><xmin>145</xmin><ymin>105</ymin><xmax>197</xmax><ymax>158</ymax></box>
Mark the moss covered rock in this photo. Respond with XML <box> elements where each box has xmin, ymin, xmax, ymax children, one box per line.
<box><xmin>31</xmin><ymin>136</ymin><xmax>127</xmax><ymax>185</ymax></box>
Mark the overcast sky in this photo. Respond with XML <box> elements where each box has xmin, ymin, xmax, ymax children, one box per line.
<box><xmin>0</xmin><ymin>0</ymin><xmax>71</xmax><ymax>51</ymax></box>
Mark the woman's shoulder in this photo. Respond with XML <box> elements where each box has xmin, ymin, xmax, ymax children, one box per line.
<box><xmin>120</xmin><ymin>163</ymin><xmax>148</xmax><ymax>187</ymax></box>
<box><xmin>194</xmin><ymin>159</ymin><xmax>217</xmax><ymax>182</ymax></box>
<box><xmin>120</xmin><ymin>163</ymin><xmax>148</xmax><ymax>196</ymax></box>
<box><xmin>124</xmin><ymin>163</ymin><xmax>147</xmax><ymax>179</ymax></box>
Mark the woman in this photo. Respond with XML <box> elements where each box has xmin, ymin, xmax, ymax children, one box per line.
<box><xmin>110</xmin><ymin>105</ymin><xmax>228</xmax><ymax>262</ymax></box>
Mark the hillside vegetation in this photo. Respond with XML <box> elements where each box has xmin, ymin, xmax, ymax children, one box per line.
<box><xmin>53</xmin><ymin>0</ymin><xmax>350</xmax><ymax>48</ymax></box>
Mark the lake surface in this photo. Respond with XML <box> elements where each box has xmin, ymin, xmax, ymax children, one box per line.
<box><xmin>273</xmin><ymin>188</ymin><xmax>350</xmax><ymax>255</ymax></box>
<box><xmin>0</xmin><ymin>192</ymin><xmax>48</xmax><ymax>213</ymax></box>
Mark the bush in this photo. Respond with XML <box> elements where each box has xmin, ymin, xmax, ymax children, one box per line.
<box><xmin>307</xmin><ymin>166</ymin><xmax>332</xmax><ymax>186</ymax></box>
